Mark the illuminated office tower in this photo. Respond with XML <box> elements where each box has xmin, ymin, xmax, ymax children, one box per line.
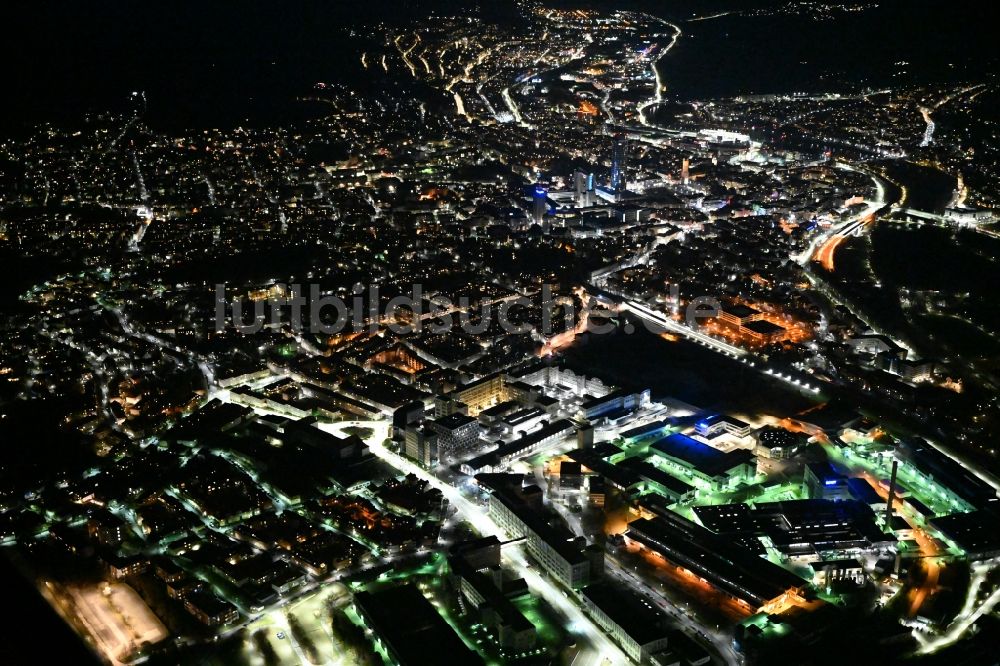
<box><xmin>532</xmin><ymin>184</ymin><xmax>548</xmax><ymax>225</ymax></box>
<box><xmin>574</xmin><ymin>170</ymin><xmax>594</xmax><ymax>207</ymax></box>
<box><xmin>610</xmin><ymin>133</ymin><xmax>628</xmax><ymax>195</ymax></box>
<box><xmin>681</xmin><ymin>158</ymin><xmax>690</xmax><ymax>183</ymax></box>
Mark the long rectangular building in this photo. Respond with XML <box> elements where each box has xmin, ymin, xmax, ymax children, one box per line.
<box><xmin>620</xmin><ymin>419</ymin><xmax>673</xmax><ymax>442</ymax></box>
<box><xmin>579</xmin><ymin>388</ymin><xmax>650</xmax><ymax>421</ymax></box>
<box><xmin>898</xmin><ymin>438</ymin><xmax>997</xmax><ymax>511</ymax></box>
<box><xmin>930</xmin><ymin>511</ymin><xmax>1000</xmax><ymax>560</ymax></box>
<box><xmin>618</xmin><ymin>457</ymin><xmax>695</xmax><ymax>503</ymax></box>
<box><xmin>477</xmin><ymin>474</ymin><xmax>602</xmax><ymax>589</ymax></box>
<box><xmin>626</xmin><ymin>513</ymin><xmax>806</xmax><ymax>611</ymax></box>
<box><xmin>354</xmin><ymin>584</ymin><xmax>483</xmax><ymax>666</ymax></box>
<box><xmin>649</xmin><ymin>432</ymin><xmax>756</xmax><ymax>490</ymax></box>
<box><xmin>461</xmin><ymin>419</ymin><xmax>575</xmax><ymax>475</ymax></box>
<box><xmin>693</xmin><ymin>499</ymin><xmax>895</xmax><ymax>559</ymax></box>
<box><xmin>448</xmin><ymin>553</ymin><xmax>536</xmax><ymax>653</ymax></box>
<box><xmin>581</xmin><ymin>583</ymin><xmax>671</xmax><ymax>664</ymax></box>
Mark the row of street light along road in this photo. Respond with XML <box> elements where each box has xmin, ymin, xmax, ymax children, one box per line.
<box><xmin>621</xmin><ymin>300</ymin><xmax>824</xmax><ymax>396</ymax></box>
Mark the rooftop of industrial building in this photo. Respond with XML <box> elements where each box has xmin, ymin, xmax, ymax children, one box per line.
<box><xmin>627</xmin><ymin>513</ymin><xmax>806</xmax><ymax>608</ymax></box>
<box><xmin>354</xmin><ymin>584</ymin><xmax>483</xmax><ymax>666</ymax></box>
<box><xmin>649</xmin><ymin>432</ymin><xmax>755</xmax><ymax>478</ymax></box>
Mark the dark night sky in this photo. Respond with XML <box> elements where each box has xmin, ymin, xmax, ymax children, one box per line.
<box><xmin>2</xmin><ymin>1</ymin><xmax>994</xmax><ymax>132</ymax></box>
<box><xmin>1</xmin><ymin>1</ymin><xmax>475</xmax><ymax>130</ymax></box>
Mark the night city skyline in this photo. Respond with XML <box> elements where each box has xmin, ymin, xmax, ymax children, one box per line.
<box><xmin>2</xmin><ymin>2</ymin><xmax>999</xmax><ymax>665</ymax></box>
